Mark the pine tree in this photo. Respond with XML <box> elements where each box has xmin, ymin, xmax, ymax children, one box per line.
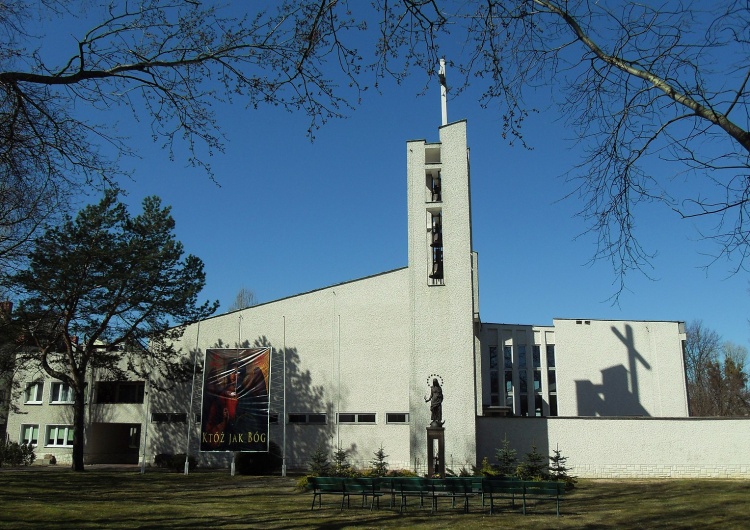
<box><xmin>370</xmin><ymin>445</ymin><xmax>389</xmax><ymax>477</ymax></box>
<box><xmin>549</xmin><ymin>444</ymin><xmax>577</xmax><ymax>489</ymax></box>
<box><xmin>517</xmin><ymin>443</ymin><xmax>549</xmax><ymax>480</ymax></box>
<box><xmin>495</xmin><ymin>434</ymin><xmax>517</xmax><ymax>477</ymax></box>
<box><xmin>308</xmin><ymin>444</ymin><xmax>331</xmax><ymax>476</ymax></box>
<box><xmin>332</xmin><ymin>447</ymin><xmax>352</xmax><ymax>477</ymax></box>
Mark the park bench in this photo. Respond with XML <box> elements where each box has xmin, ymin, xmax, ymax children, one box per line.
<box><xmin>384</xmin><ymin>477</ymin><xmax>433</xmax><ymax>512</ymax></box>
<box><xmin>520</xmin><ymin>480</ymin><xmax>566</xmax><ymax>516</ymax></box>
<box><xmin>308</xmin><ymin>476</ymin><xmax>567</xmax><ymax>515</ymax></box>
<box><xmin>308</xmin><ymin>477</ymin><xmax>383</xmax><ymax>511</ymax></box>
<box><xmin>481</xmin><ymin>477</ymin><xmax>524</xmax><ymax>514</ymax></box>
<box><xmin>432</xmin><ymin>477</ymin><xmax>482</xmax><ymax>513</ymax></box>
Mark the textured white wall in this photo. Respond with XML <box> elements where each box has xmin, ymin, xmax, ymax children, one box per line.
<box><xmin>407</xmin><ymin>120</ymin><xmax>479</xmax><ymax>472</ymax></box>
<box><xmin>477</xmin><ymin>416</ymin><xmax>750</xmax><ymax>478</ymax></box>
<box><xmin>166</xmin><ymin>268</ymin><xmax>413</xmax><ymax>469</ymax></box>
<box><xmin>555</xmin><ymin>319</ymin><xmax>688</xmax><ymax>417</ymax></box>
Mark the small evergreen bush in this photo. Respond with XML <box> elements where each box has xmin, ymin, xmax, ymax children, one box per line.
<box><xmin>154</xmin><ymin>453</ymin><xmax>173</xmax><ymax>468</ymax></box>
<box><xmin>0</xmin><ymin>441</ymin><xmax>35</xmax><ymax>467</ymax></box>
<box><xmin>549</xmin><ymin>444</ymin><xmax>577</xmax><ymax>489</ymax></box>
<box><xmin>235</xmin><ymin>442</ymin><xmax>282</xmax><ymax>475</ymax></box>
<box><xmin>308</xmin><ymin>443</ymin><xmax>331</xmax><ymax>476</ymax></box>
<box><xmin>369</xmin><ymin>445</ymin><xmax>389</xmax><ymax>477</ymax></box>
<box><xmin>169</xmin><ymin>453</ymin><xmax>196</xmax><ymax>471</ymax></box>
<box><xmin>495</xmin><ymin>434</ymin><xmax>517</xmax><ymax>477</ymax></box>
<box><xmin>516</xmin><ymin>444</ymin><xmax>549</xmax><ymax>480</ymax></box>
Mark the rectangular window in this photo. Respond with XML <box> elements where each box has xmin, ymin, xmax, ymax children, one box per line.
<box><xmin>337</xmin><ymin>413</ymin><xmax>376</xmax><ymax>424</ymax></box>
<box><xmin>151</xmin><ymin>413</ymin><xmax>187</xmax><ymax>423</ymax></box>
<box><xmin>46</xmin><ymin>425</ymin><xmax>74</xmax><ymax>447</ymax></box>
<box><xmin>50</xmin><ymin>382</ymin><xmax>75</xmax><ymax>403</ymax></box>
<box><xmin>24</xmin><ymin>382</ymin><xmax>43</xmax><ymax>404</ymax></box>
<box><xmin>21</xmin><ymin>424</ymin><xmax>39</xmax><ymax>445</ymax></box>
<box><xmin>288</xmin><ymin>413</ymin><xmax>327</xmax><ymax>424</ymax></box>
<box><xmin>547</xmin><ymin>344</ymin><xmax>557</xmax><ymax>417</ymax></box>
<box><xmin>386</xmin><ymin>413</ymin><xmax>409</xmax><ymax>424</ymax></box>
<box><xmin>96</xmin><ymin>381</ymin><xmax>145</xmax><ymax>404</ymax></box>
<box><xmin>489</xmin><ymin>346</ymin><xmax>500</xmax><ymax>406</ymax></box>
<box><xmin>128</xmin><ymin>427</ymin><xmax>140</xmax><ymax>449</ymax></box>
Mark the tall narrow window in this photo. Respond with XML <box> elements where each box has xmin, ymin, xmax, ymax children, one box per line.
<box><xmin>518</xmin><ymin>344</ymin><xmax>529</xmax><ymax>416</ymax></box>
<box><xmin>503</xmin><ymin>346</ymin><xmax>513</xmax><ymax>409</ymax></box>
<box><xmin>532</xmin><ymin>345</ymin><xmax>543</xmax><ymax>416</ymax></box>
<box><xmin>547</xmin><ymin>344</ymin><xmax>558</xmax><ymax>416</ymax></box>
<box><xmin>429</xmin><ymin>212</ymin><xmax>444</xmax><ymax>284</ymax></box>
<box><xmin>489</xmin><ymin>346</ymin><xmax>500</xmax><ymax>406</ymax></box>
<box><xmin>430</xmin><ymin>171</ymin><xmax>442</xmax><ymax>201</ymax></box>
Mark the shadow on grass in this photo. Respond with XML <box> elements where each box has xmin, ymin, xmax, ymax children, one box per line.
<box><xmin>0</xmin><ymin>469</ymin><xmax>749</xmax><ymax>529</ymax></box>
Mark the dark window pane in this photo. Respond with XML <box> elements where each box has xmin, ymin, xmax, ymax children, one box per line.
<box><xmin>548</xmin><ymin>370</ymin><xmax>556</xmax><ymax>392</ymax></box>
<box><xmin>549</xmin><ymin>395</ymin><xmax>558</xmax><ymax>416</ymax></box>
<box><xmin>532</xmin><ymin>345</ymin><xmax>541</xmax><ymax>368</ymax></box>
<box><xmin>546</xmin><ymin>345</ymin><xmax>556</xmax><ymax>367</ymax></box>
<box><xmin>518</xmin><ymin>345</ymin><xmax>527</xmax><ymax>368</ymax></box>
<box><xmin>534</xmin><ymin>371</ymin><xmax>542</xmax><ymax>391</ymax></box>
<box><xmin>490</xmin><ymin>372</ymin><xmax>499</xmax><ymax>394</ymax></box>
<box><xmin>489</xmin><ymin>346</ymin><xmax>498</xmax><ymax>369</ymax></box>
<box><xmin>504</xmin><ymin>346</ymin><xmax>512</xmax><ymax>368</ymax></box>
<box><xmin>308</xmin><ymin>414</ymin><xmax>327</xmax><ymax>424</ymax></box>
<box><xmin>358</xmin><ymin>414</ymin><xmax>376</xmax><ymax>423</ymax></box>
<box><xmin>535</xmin><ymin>395</ymin><xmax>543</xmax><ymax>417</ymax></box>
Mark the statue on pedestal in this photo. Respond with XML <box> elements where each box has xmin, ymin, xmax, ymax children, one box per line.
<box><xmin>425</xmin><ymin>378</ymin><xmax>444</xmax><ymax>428</ymax></box>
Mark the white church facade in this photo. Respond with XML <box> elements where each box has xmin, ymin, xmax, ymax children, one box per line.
<box><xmin>5</xmin><ymin>118</ymin><xmax>749</xmax><ymax>478</ymax></box>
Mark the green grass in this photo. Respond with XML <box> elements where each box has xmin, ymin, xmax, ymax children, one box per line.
<box><xmin>0</xmin><ymin>468</ymin><xmax>748</xmax><ymax>529</ymax></box>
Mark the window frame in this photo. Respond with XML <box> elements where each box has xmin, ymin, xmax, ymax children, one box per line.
<box><xmin>336</xmin><ymin>412</ymin><xmax>377</xmax><ymax>424</ymax></box>
<box><xmin>24</xmin><ymin>382</ymin><xmax>43</xmax><ymax>404</ymax></box>
<box><xmin>288</xmin><ymin>412</ymin><xmax>327</xmax><ymax>425</ymax></box>
<box><xmin>50</xmin><ymin>381</ymin><xmax>75</xmax><ymax>404</ymax></box>
<box><xmin>20</xmin><ymin>424</ymin><xmax>39</xmax><ymax>446</ymax></box>
<box><xmin>45</xmin><ymin>425</ymin><xmax>74</xmax><ymax>447</ymax></box>
<box><xmin>385</xmin><ymin>412</ymin><xmax>409</xmax><ymax>424</ymax></box>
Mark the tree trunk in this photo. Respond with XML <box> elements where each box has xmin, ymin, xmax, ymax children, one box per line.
<box><xmin>71</xmin><ymin>387</ymin><xmax>87</xmax><ymax>471</ymax></box>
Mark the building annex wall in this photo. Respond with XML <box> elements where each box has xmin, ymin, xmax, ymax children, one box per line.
<box><xmin>477</xmin><ymin>416</ymin><xmax>750</xmax><ymax>478</ymax></box>
<box><xmin>158</xmin><ymin>267</ymin><xmax>414</xmax><ymax>470</ymax></box>
<box><xmin>554</xmin><ymin>319</ymin><xmax>689</xmax><ymax>417</ymax></box>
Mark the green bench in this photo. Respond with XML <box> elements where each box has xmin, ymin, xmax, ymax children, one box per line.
<box><xmin>308</xmin><ymin>477</ymin><xmax>383</xmax><ymax>511</ymax></box>
<box><xmin>520</xmin><ymin>480</ymin><xmax>566</xmax><ymax>516</ymax></box>
<box><xmin>308</xmin><ymin>476</ymin><xmax>567</xmax><ymax>515</ymax></box>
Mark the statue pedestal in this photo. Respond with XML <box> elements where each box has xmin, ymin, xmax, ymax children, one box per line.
<box><xmin>426</xmin><ymin>426</ymin><xmax>445</xmax><ymax>478</ymax></box>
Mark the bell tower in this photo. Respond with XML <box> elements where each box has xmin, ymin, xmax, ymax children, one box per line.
<box><xmin>406</xmin><ymin>66</ymin><xmax>479</xmax><ymax>470</ymax></box>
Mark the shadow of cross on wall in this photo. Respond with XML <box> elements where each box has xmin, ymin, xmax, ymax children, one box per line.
<box><xmin>575</xmin><ymin>324</ymin><xmax>652</xmax><ymax>416</ymax></box>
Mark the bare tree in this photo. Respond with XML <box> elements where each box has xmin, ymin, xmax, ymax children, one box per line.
<box><xmin>684</xmin><ymin>320</ymin><xmax>750</xmax><ymax>416</ymax></box>
<box><xmin>0</xmin><ymin>0</ymin><xmax>364</xmax><ymax>272</ymax></box>
<box><xmin>229</xmin><ymin>287</ymin><xmax>258</xmax><ymax>312</ymax></box>
<box><xmin>369</xmin><ymin>0</ymin><xmax>750</xmax><ymax>294</ymax></box>
<box><xmin>4</xmin><ymin>1</ymin><xmax>750</xmax><ymax>293</ymax></box>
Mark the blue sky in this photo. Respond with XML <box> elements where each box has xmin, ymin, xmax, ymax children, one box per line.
<box><xmin>42</xmin><ymin>4</ymin><xmax>748</xmax><ymax>350</ymax></box>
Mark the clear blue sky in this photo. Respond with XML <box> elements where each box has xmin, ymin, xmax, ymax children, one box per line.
<box><xmin>44</xmin><ymin>4</ymin><xmax>749</xmax><ymax>351</ymax></box>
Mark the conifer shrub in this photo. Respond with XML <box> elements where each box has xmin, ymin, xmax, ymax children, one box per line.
<box><xmin>235</xmin><ymin>441</ymin><xmax>282</xmax><ymax>475</ymax></box>
<box><xmin>370</xmin><ymin>445</ymin><xmax>389</xmax><ymax>477</ymax></box>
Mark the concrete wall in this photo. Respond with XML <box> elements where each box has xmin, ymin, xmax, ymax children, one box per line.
<box><xmin>159</xmin><ymin>267</ymin><xmax>413</xmax><ymax>469</ymax></box>
<box><xmin>477</xmin><ymin>416</ymin><xmax>750</xmax><ymax>478</ymax></box>
<box><xmin>555</xmin><ymin>319</ymin><xmax>689</xmax><ymax>417</ymax></box>
<box><xmin>406</xmin><ymin>120</ymin><xmax>478</xmax><ymax>471</ymax></box>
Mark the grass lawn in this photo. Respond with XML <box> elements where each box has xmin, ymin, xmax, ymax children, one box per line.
<box><xmin>0</xmin><ymin>467</ymin><xmax>748</xmax><ymax>529</ymax></box>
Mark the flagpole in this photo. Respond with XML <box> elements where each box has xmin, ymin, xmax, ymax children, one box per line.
<box><xmin>282</xmin><ymin>315</ymin><xmax>287</xmax><ymax>477</ymax></box>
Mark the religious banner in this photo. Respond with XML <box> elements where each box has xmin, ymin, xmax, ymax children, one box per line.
<box><xmin>200</xmin><ymin>347</ymin><xmax>271</xmax><ymax>452</ymax></box>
